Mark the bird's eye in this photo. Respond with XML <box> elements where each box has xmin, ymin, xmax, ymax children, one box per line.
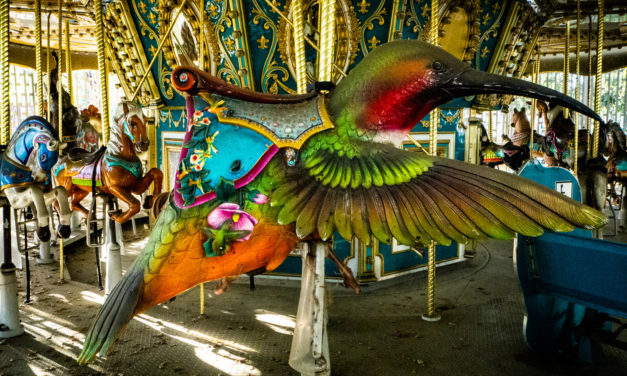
<box><xmin>432</xmin><ymin>60</ymin><xmax>443</xmax><ymax>71</ymax></box>
<box><xmin>40</xmin><ymin>153</ymin><xmax>47</xmax><ymax>162</ymax></box>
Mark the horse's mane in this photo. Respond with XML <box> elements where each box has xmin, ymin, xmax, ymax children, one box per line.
<box><xmin>107</xmin><ymin>101</ymin><xmax>144</xmax><ymax>155</ymax></box>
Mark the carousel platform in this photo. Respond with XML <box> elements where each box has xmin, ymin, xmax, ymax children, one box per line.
<box><xmin>0</xmin><ymin>219</ymin><xmax>626</xmax><ymax>376</ymax></box>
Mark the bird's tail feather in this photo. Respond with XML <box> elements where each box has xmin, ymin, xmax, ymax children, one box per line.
<box><xmin>77</xmin><ymin>269</ymin><xmax>144</xmax><ymax>365</ymax></box>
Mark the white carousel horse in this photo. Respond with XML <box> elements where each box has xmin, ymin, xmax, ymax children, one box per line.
<box><xmin>0</xmin><ymin>116</ymin><xmax>72</xmax><ymax>241</ymax></box>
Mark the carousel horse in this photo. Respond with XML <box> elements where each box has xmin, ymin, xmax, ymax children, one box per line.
<box><xmin>49</xmin><ymin>52</ymin><xmax>81</xmax><ymax>152</ymax></box>
<box><xmin>78</xmin><ymin>105</ymin><xmax>102</xmax><ymax>152</ymax></box>
<box><xmin>479</xmin><ymin>124</ymin><xmax>505</xmax><ymax>168</ymax></box>
<box><xmin>480</xmin><ymin>108</ymin><xmax>540</xmax><ymax>171</ymax></box>
<box><xmin>605</xmin><ymin>121</ymin><xmax>627</xmax><ymax>207</ymax></box>
<box><xmin>0</xmin><ymin>117</ymin><xmax>72</xmax><ymax>241</ymax></box>
<box><xmin>54</xmin><ymin>101</ymin><xmax>163</xmax><ymax>224</ymax></box>
<box><xmin>536</xmin><ymin>100</ymin><xmax>576</xmax><ymax>167</ymax></box>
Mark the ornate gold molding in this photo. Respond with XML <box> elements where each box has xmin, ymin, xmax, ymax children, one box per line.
<box><xmin>156</xmin><ymin>0</ymin><xmax>220</xmax><ymax>74</ymax></box>
<box><xmin>103</xmin><ymin>1</ymin><xmax>161</xmax><ymax>106</ymax></box>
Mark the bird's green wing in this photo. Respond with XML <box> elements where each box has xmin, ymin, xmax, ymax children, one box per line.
<box><xmin>271</xmin><ymin>139</ymin><xmax>606</xmax><ymax>246</ymax></box>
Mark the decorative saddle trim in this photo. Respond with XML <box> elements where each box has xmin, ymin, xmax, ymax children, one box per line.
<box><xmin>173</xmin><ymin>106</ymin><xmax>278</xmax><ymax>209</ymax></box>
<box><xmin>0</xmin><ymin>154</ymin><xmax>37</xmax><ymax>191</ymax></box>
<box><xmin>199</xmin><ymin>92</ymin><xmax>334</xmax><ymax>149</ymax></box>
<box><xmin>104</xmin><ymin>154</ymin><xmax>143</xmax><ymax>179</ymax></box>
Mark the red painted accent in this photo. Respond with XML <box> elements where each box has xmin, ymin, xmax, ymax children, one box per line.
<box><xmin>361</xmin><ymin>66</ymin><xmax>437</xmax><ymax>133</ymax></box>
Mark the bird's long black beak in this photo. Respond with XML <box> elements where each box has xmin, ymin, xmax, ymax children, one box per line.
<box><xmin>441</xmin><ymin>68</ymin><xmax>604</xmax><ymax>124</ymax></box>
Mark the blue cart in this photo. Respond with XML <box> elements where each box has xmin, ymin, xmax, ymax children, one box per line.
<box><xmin>516</xmin><ymin>160</ymin><xmax>627</xmax><ymax>363</ymax></box>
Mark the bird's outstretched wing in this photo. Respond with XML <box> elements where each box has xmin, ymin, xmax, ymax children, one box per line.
<box><xmin>271</xmin><ymin>139</ymin><xmax>606</xmax><ymax>246</ymax></box>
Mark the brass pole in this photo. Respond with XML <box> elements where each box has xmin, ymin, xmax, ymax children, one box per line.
<box><xmin>574</xmin><ymin>1</ymin><xmax>581</xmax><ymax>176</ymax></box>
<box><xmin>423</xmin><ymin>0</ymin><xmax>440</xmax><ymax>323</ymax></box>
<box><xmin>292</xmin><ymin>0</ymin><xmax>307</xmax><ymax>93</ymax></box>
<box><xmin>0</xmin><ymin>0</ymin><xmax>9</xmax><ymax>145</ymax></box>
<box><xmin>94</xmin><ymin>0</ymin><xmax>110</xmax><ymax>143</ymax></box>
<box><xmin>199</xmin><ymin>0</ymin><xmax>205</xmax><ymax>70</ymax></box>
<box><xmin>64</xmin><ymin>20</ymin><xmax>72</xmax><ymax>104</ymax></box>
<box><xmin>198</xmin><ymin>2</ymin><xmax>205</xmax><ymax>309</ymax></box>
<box><xmin>593</xmin><ymin>0</ymin><xmax>603</xmax><ymax>158</ymax></box>
<box><xmin>130</xmin><ymin>0</ymin><xmax>190</xmax><ymax>102</ymax></box>
<box><xmin>58</xmin><ymin>0</ymin><xmax>64</xmax><ymax>281</ymax></box>
<box><xmin>263</xmin><ymin>0</ymin><xmax>346</xmax><ymax>78</ymax></box>
<box><xmin>586</xmin><ymin>14</ymin><xmax>592</xmax><ymax>158</ymax></box>
<box><xmin>488</xmin><ymin>110</ymin><xmax>493</xmax><ymax>142</ymax></box>
<box><xmin>318</xmin><ymin>0</ymin><xmax>336</xmax><ymax>83</ymax></box>
<box><xmin>47</xmin><ymin>12</ymin><xmax>51</xmax><ymax>121</ymax></box>
<box><xmin>563</xmin><ymin>21</ymin><xmax>570</xmax><ymax>119</ymax></box>
<box><xmin>35</xmin><ymin>0</ymin><xmax>44</xmax><ymax>117</ymax></box>
<box><xmin>530</xmin><ymin>48</ymin><xmax>540</xmax><ymax>153</ymax></box>
<box><xmin>199</xmin><ymin>282</ymin><xmax>204</xmax><ymax>315</ymax></box>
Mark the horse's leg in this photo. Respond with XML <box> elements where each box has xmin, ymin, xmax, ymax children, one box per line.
<box><xmin>131</xmin><ymin>168</ymin><xmax>164</xmax><ymax>206</ymax></box>
<box><xmin>44</xmin><ymin>187</ymin><xmax>72</xmax><ymax>238</ymax></box>
<box><xmin>109</xmin><ymin>186</ymin><xmax>141</xmax><ymax>224</ymax></box>
<box><xmin>5</xmin><ymin>186</ymin><xmax>51</xmax><ymax>242</ymax></box>
<box><xmin>71</xmin><ymin>188</ymin><xmax>91</xmax><ymax>218</ymax></box>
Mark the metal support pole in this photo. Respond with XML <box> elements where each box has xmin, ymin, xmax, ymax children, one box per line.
<box><xmin>47</xmin><ymin>13</ymin><xmax>51</xmax><ymax>120</ymax></box>
<box><xmin>0</xmin><ymin>202</ymin><xmax>24</xmax><ymax>338</ymax></box>
<box><xmin>35</xmin><ymin>0</ymin><xmax>44</xmax><ymax>117</ymax></box>
<box><xmin>318</xmin><ymin>0</ymin><xmax>336</xmax><ymax>83</ymax></box>
<box><xmin>64</xmin><ymin>19</ymin><xmax>72</xmax><ymax>103</ymax></box>
<box><xmin>105</xmin><ymin>197</ymin><xmax>122</xmax><ymax>294</ymax></box>
<box><xmin>592</xmin><ymin>0</ymin><xmax>604</xmax><ymax>159</ymax></box>
<box><xmin>289</xmin><ymin>242</ymin><xmax>330</xmax><ymax>376</ymax></box>
<box><xmin>292</xmin><ymin>0</ymin><xmax>307</xmax><ymax>94</ymax></box>
<box><xmin>563</xmin><ymin>21</ymin><xmax>570</xmax><ymax>119</ymax></box>
<box><xmin>94</xmin><ymin>0</ymin><xmax>111</xmax><ymax>143</ymax></box>
<box><xmin>488</xmin><ymin>110</ymin><xmax>493</xmax><ymax>142</ymax></box>
<box><xmin>0</xmin><ymin>0</ymin><xmax>9</xmax><ymax>145</ymax></box>
<box><xmin>57</xmin><ymin>0</ymin><xmax>65</xmax><ymax>282</ymax></box>
<box><xmin>574</xmin><ymin>0</ymin><xmax>581</xmax><ymax>176</ymax></box>
<box><xmin>423</xmin><ymin>0</ymin><xmax>441</xmax><ymax>323</ymax></box>
<box><xmin>530</xmin><ymin>47</ymin><xmax>539</xmax><ymax>154</ymax></box>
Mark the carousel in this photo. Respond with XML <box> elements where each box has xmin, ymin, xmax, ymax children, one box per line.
<box><xmin>0</xmin><ymin>0</ymin><xmax>626</xmax><ymax>375</ymax></box>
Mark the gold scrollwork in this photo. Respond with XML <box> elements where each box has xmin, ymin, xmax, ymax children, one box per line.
<box><xmin>104</xmin><ymin>1</ymin><xmax>161</xmax><ymax>106</ymax></box>
<box><xmin>156</xmin><ymin>0</ymin><xmax>220</xmax><ymax>75</ymax></box>
<box><xmin>278</xmin><ymin>0</ymin><xmax>360</xmax><ymax>84</ymax></box>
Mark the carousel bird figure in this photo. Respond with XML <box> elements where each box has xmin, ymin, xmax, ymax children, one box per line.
<box><xmin>78</xmin><ymin>40</ymin><xmax>607</xmax><ymax>364</ymax></box>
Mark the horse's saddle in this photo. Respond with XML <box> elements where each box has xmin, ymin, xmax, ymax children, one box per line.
<box><xmin>54</xmin><ymin>147</ymin><xmax>106</xmax><ymax>187</ymax></box>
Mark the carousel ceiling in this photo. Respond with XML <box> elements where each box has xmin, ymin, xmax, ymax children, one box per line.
<box><xmin>9</xmin><ymin>0</ymin><xmax>97</xmax><ymax>52</ymax></box>
<box><xmin>6</xmin><ymin>0</ymin><xmax>627</xmax><ymax>108</ymax></box>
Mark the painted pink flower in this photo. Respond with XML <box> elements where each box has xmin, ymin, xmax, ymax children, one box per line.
<box><xmin>194</xmin><ymin>110</ymin><xmax>203</xmax><ymax>118</ymax></box>
<box><xmin>202</xmin><ymin>117</ymin><xmax>210</xmax><ymax>124</ymax></box>
<box><xmin>252</xmin><ymin>193</ymin><xmax>268</xmax><ymax>204</ymax></box>
<box><xmin>193</xmin><ymin>164</ymin><xmax>203</xmax><ymax>171</ymax></box>
<box><xmin>207</xmin><ymin>203</ymin><xmax>258</xmax><ymax>241</ymax></box>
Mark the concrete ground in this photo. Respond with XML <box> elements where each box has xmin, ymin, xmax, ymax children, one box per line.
<box><xmin>0</xmin><ymin>218</ymin><xmax>625</xmax><ymax>376</ymax></box>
